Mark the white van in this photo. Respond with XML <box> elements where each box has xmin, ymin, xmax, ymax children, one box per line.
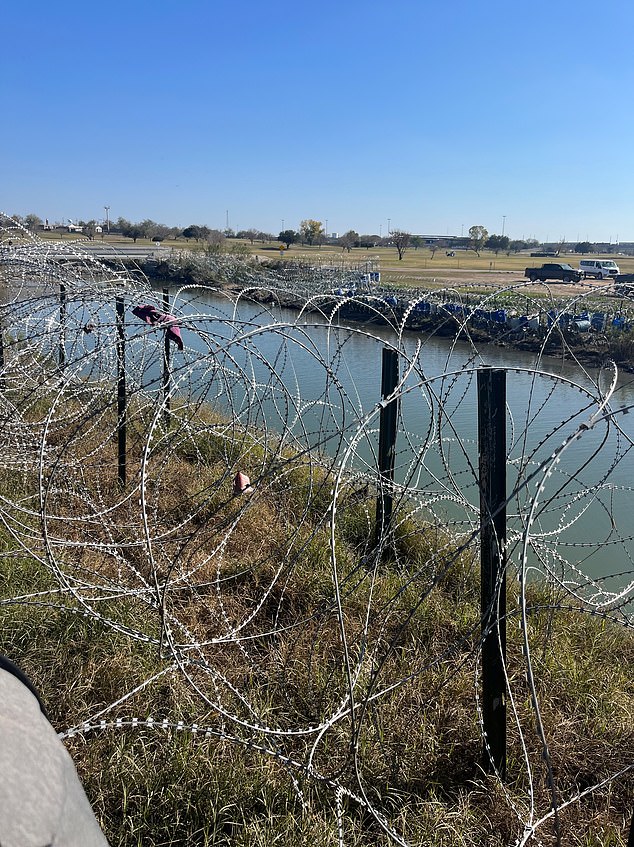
<box><xmin>579</xmin><ymin>259</ymin><xmax>620</xmax><ymax>279</ymax></box>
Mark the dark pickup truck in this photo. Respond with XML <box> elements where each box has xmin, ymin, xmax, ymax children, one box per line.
<box><xmin>614</xmin><ymin>275</ymin><xmax>634</xmax><ymax>296</ymax></box>
<box><xmin>524</xmin><ymin>263</ymin><xmax>583</xmax><ymax>283</ymax></box>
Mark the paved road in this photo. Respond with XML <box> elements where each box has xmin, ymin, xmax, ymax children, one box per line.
<box><xmin>78</xmin><ymin>243</ymin><xmax>161</xmax><ymax>260</ymax></box>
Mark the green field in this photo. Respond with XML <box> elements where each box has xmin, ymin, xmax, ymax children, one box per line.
<box><xmin>36</xmin><ymin>230</ymin><xmax>634</xmax><ymax>289</ymax></box>
<box><xmin>260</xmin><ymin>243</ymin><xmax>634</xmax><ymax>283</ymax></box>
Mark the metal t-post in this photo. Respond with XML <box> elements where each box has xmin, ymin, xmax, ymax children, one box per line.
<box><xmin>59</xmin><ymin>283</ymin><xmax>66</xmax><ymax>370</ymax></box>
<box><xmin>0</xmin><ymin>312</ymin><xmax>4</xmax><ymax>391</ymax></box>
<box><xmin>162</xmin><ymin>288</ymin><xmax>171</xmax><ymax>428</ymax></box>
<box><xmin>477</xmin><ymin>367</ymin><xmax>507</xmax><ymax>778</ymax></box>
<box><xmin>115</xmin><ymin>296</ymin><xmax>127</xmax><ymax>486</ymax></box>
<box><xmin>375</xmin><ymin>348</ymin><xmax>399</xmax><ymax>550</ymax></box>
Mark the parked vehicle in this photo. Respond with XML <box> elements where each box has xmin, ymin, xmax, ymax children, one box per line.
<box><xmin>524</xmin><ymin>263</ymin><xmax>583</xmax><ymax>283</ymax></box>
<box><xmin>579</xmin><ymin>259</ymin><xmax>620</xmax><ymax>279</ymax></box>
<box><xmin>614</xmin><ymin>277</ymin><xmax>634</xmax><ymax>296</ymax></box>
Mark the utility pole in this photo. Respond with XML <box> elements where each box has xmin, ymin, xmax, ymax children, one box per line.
<box><xmin>502</xmin><ymin>216</ymin><xmax>506</xmax><ymax>237</ymax></box>
<box><xmin>387</xmin><ymin>218</ymin><xmax>391</xmax><ymax>235</ymax></box>
<box><xmin>104</xmin><ymin>206</ymin><xmax>110</xmax><ymax>234</ymax></box>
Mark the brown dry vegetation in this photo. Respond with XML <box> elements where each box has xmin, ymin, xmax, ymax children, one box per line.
<box><xmin>0</xmin><ymin>391</ymin><xmax>632</xmax><ymax>846</ymax></box>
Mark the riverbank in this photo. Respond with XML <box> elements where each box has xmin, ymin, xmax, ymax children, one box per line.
<box><xmin>1</xmin><ymin>389</ymin><xmax>632</xmax><ymax>847</ymax></box>
<box><xmin>1</xmin><ymin>229</ymin><xmax>633</xmax><ymax>844</ymax></box>
<box><xmin>133</xmin><ymin>253</ymin><xmax>634</xmax><ymax>374</ymax></box>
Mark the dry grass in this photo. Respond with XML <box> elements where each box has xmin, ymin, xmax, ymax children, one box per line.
<box><xmin>0</xmin><ymin>394</ymin><xmax>632</xmax><ymax>846</ymax></box>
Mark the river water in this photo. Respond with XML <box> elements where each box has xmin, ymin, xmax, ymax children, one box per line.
<box><xmin>154</xmin><ymin>285</ymin><xmax>634</xmax><ymax>607</ymax></box>
<box><xmin>6</xmin><ymin>282</ymin><xmax>634</xmax><ymax>607</ymax></box>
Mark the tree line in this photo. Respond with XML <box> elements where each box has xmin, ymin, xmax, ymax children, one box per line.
<box><xmin>9</xmin><ymin>213</ymin><xmax>610</xmax><ymax>259</ymax></box>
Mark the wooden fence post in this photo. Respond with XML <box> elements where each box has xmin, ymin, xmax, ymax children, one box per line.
<box><xmin>478</xmin><ymin>367</ymin><xmax>507</xmax><ymax>778</ymax></box>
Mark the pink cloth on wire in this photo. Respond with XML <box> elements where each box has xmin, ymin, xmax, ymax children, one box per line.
<box><xmin>233</xmin><ymin>472</ymin><xmax>253</xmax><ymax>495</ymax></box>
<box><xmin>131</xmin><ymin>304</ymin><xmax>184</xmax><ymax>350</ymax></box>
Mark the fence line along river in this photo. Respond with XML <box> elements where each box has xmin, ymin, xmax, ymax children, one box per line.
<box><xmin>1</xmin><ymin>223</ymin><xmax>633</xmax><ymax>847</ymax></box>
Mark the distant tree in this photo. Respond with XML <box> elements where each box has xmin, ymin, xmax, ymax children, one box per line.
<box><xmin>206</xmin><ymin>229</ymin><xmax>225</xmax><ymax>250</ymax></box>
<box><xmin>338</xmin><ymin>230</ymin><xmax>359</xmax><ymax>253</ymax></box>
<box><xmin>278</xmin><ymin>229</ymin><xmax>299</xmax><ymax>249</ymax></box>
<box><xmin>182</xmin><ymin>225</ymin><xmax>205</xmax><ymax>241</ymax></box>
<box><xmin>79</xmin><ymin>219</ymin><xmax>97</xmax><ymax>240</ymax></box>
<box><xmin>485</xmin><ymin>234</ymin><xmax>510</xmax><ymax>255</ymax></box>
<box><xmin>150</xmin><ymin>224</ymin><xmax>171</xmax><ymax>241</ymax></box>
<box><xmin>24</xmin><ymin>213</ymin><xmax>43</xmax><ymax>231</ymax></box>
<box><xmin>391</xmin><ymin>229</ymin><xmax>410</xmax><ymax>261</ymax></box>
<box><xmin>358</xmin><ymin>234</ymin><xmax>379</xmax><ymax>249</ymax></box>
<box><xmin>574</xmin><ymin>241</ymin><xmax>594</xmax><ymax>254</ymax></box>
<box><xmin>410</xmin><ymin>235</ymin><xmax>424</xmax><ymax>251</ymax></box>
<box><xmin>115</xmin><ymin>217</ymin><xmax>131</xmax><ymax>236</ymax></box>
<box><xmin>257</xmin><ymin>231</ymin><xmax>274</xmax><ymax>242</ymax></box>
<box><xmin>299</xmin><ymin>219</ymin><xmax>324</xmax><ymax>245</ymax></box>
<box><xmin>429</xmin><ymin>242</ymin><xmax>439</xmax><ymax>259</ymax></box>
<box><xmin>509</xmin><ymin>239</ymin><xmax>527</xmax><ymax>253</ymax></box>
<box><xmin>138</xmin><ymin>219</ymin><xmax>159</xmax><ymax>239</ymax></box>
<box><xmin>115</xmin><ymin>218</ymin><xmax>140</xmax><ymax>241</ymax></box>
<box><xmin>468</xmin><ymin>225</ymin><xmax>488</xmax><ymax>256</ymax></box>
<box><xmin>236</xmin><ymin>228</ymin><xmax>258</xmax><ymax>243</ymax></box>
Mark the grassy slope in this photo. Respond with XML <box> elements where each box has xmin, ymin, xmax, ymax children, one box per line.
<box><xmin>0</xmin><ymin>394</ymin><xmax>632</xmax><ymax>846</ymax></box>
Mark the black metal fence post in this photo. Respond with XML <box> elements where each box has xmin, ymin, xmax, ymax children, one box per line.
<box><xmin>162</xmin><ymin>288</ymin><xmax>171</xmax><ymax>428</ymax></box>
<box><xmin>115</xmin><ymin>295</ymin><xmax>127</xmax><ymax>486</ymax></box>
<box><xmin>477</xmin><ymin>367</ymin><xmax>507</xmax><ymax>778</ymax></box>
<box><xmin>0</xmin><ymin>312</ymin><xmax>4</xmax><ymax>391</ymax></box>
<box><xmin>375</xmin><ymin>347</ymin><xmax>399</xmax><ymax>549</ymax></box>
<box><xmin>59</xmin><ymin>283</ymin><xmax>66</xmax><ymax>370</ymax></box>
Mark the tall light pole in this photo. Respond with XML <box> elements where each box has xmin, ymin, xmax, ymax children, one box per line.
<box><xmin>387</xmin><ymin>218</ymin><xmax>391</xmax><ymax>235</ymax></box>
<box><xmin>502</xmin><ymin>216</ymin><xmax>506</xmax><ymax>237</ymax></box>
<box><xmin>104</xmin><ymin>206</ymin><xmax>110</xmax><ymax>234</ymax></box>
<box><xmin>325</xmin><ymin>219</ymin><xmax>328</xmax><ymax>238</ymax></box>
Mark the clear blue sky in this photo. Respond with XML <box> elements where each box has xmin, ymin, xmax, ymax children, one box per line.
<box><xmin>2</xmin><ymin>0</ymin><xmax>633</xmax><ymax>243</ymax></box>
